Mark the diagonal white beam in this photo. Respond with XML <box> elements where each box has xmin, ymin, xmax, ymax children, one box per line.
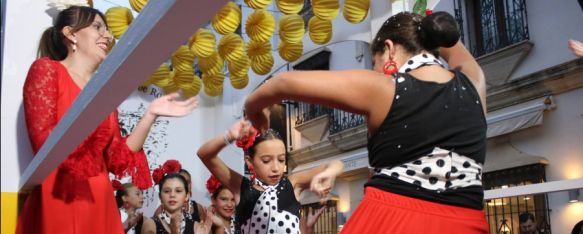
<box><xmin>19</xmin><ymin>0</ymin><xmax>229</xmax><ymax>190</ymax></box>
<box><xmin>484</xmin><ymin>178</ymin><xmax>583</xmax><ymax>199</ymax></box>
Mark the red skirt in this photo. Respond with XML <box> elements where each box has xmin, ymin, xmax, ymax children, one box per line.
<box><xmin>340</xmin><ymin>187</ymin><xmax>488</xmax><ymax>234</ymax></box>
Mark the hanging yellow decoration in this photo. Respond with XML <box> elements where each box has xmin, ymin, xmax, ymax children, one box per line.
<box><xmin>247</xmin><ymin>39</ymin><xmax>272</xmax><ymax>57</ymax></box>
<box><xmin>245</xmin><ymin>10</ymin><xmax>276</xmax><ymax>42</ymax></box>
<box><xmin>244</xmin><ymin>0</ymin><xmax>272</xmax><ymax>9</ymax></box>
<box><xmin>308</xmin><ymin>16</ymin><xmax>333</xmax><ymax>45</ymax></box>
<box><xmin>250</xmin><ymin>53</ymin><xmax>274</xmax><ymax>75</ymax></box>
<box><xmin>171</xmin><ymin>45</ymin><xmax>195</xmax><ymax>73</ymax></box>
<box><xmin>276</xmin><ymin>0</ymin><xmax>304</xmax><ymax>15</ymax></box>
<box><xmin>228</xmin><ymin>55</ymin><xmax>250</xmax><ymax>78</ymax></box>
<box><xmin>278</xmin><ymin>40</ymin><xmax>303</xmax><ymax>62</ymax></box>
<box><xmin>343</xmin><ymin>0</ymin><xmax>370</xmax><ymax>23</ymax></box>
<box><xmin>247</xmin><ymin>40</ymin><xmax>273</xmax><ymax>75</ymax></box>
<box><xmin>105</xmin><ymin>7</ymin><xmax>133</xmax><ymax>39</ymax></box>
<box><xmin>198</xmin><ymin>52</ymin><xmax>224</xmax><ymax>75</ymax></box>
<box><xmin>188</xmin><ymin>28</ymin><xmax>216</xmax><ymax>58</ymax></box>
<box><xmin>144</xmin><ymin>63</ymin><xmax>170</xmax><ymax>87</ymax></box>
<box><xmin>230</xmin><ymin>73</ymin><xmax>249</xmax><ymax>89</ymax></box>
<box><xmin>129</xmin><ymin>0</ymin><xmax>148</xmax><ymax>13</ymax></box>
<box><xmin>312</xmin><ymin>0</ymin><xmax>340</xmax><ymax>21</ymax></box>
<box><xmin>179</xmin><ymin>75</ymin><xmax>202</xmax><ymax>97</ymax></box>
<box><xmin>218</xmin><ymin>33</ymin><xmax>245</xmax><ymax>62</ymax></box>
<box><xmin>279</xmin><ymin>14</ymin><xmax>305</xmax><ymax>43</ymax></box>
<box><xmin>173</xmin><ymin>69</ymin><xmax>195</xmax><ymax>87</ymax></box>
<box><xmin>202</xmin><ymin>73</ymin><xmax>225</xmax><ymax>97</ymax></box>
<box><xmin>212</xmin><ymin>2</ymin><xmax>242</xmax><ymax>35</ymax></box>
<box><xmin>161</xmin><ymin>74</ymin><xmax>180</xmax><ymax>94</ymax></box>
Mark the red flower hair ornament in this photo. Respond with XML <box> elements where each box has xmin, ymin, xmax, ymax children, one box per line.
<box><xmin>235</xmin><ymin>127</ymin><xmax>258</xmax><ymax>151</ymax></box>
<box><xmin>111</xmin><ymin>179</ymin><xmax>123</xmax><ymax>191</ymax></box>
<box><xmin>206</xmin><ymin>175</ymin><xmax>222</xmax><ymax>194</ymax></box>
<box><xmin>152</xmin><ymin>160</ymin><xmax>183</xmax><ymax>185</ymax></box>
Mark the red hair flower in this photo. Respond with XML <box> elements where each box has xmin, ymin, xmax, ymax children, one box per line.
<box><xmin>163</xmin><ymin>160</ymin><xmax>182</xmax><ymax>174</ymax></box>
<box><xmin>152</xmin><ymin>166</ymin><xmax>165</xmax><ymax>185</ymax></box>
<box><xmin>236</xmin><ymin>127</ymin><xmax>258</xmax><ymax>151</ymax></box>
<box><xmin>206</xmin><ymin>175</ymin><xmax>221</xmax><ymax>194</ymax></box>
<box><xmin>425</xmin><ymin>9</ymin><xmax>433</xmax><ymax>16</ymax></box>
<box><xmin>112</xmin><ymin>179</ymin><xmax>123</xmax><ymax>190</ymax></box>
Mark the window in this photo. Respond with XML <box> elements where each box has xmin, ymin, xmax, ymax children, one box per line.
<box><xmin>483</xmin><ymin>164</ymin><xmax>551</xmax><ymax>234</ymax></box>
<box><xmin>454</xmin><ymin>0</ymin><xmax>529</xmax><ymax>57</ymax></box>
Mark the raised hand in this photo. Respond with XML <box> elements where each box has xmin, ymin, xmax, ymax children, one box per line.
<box><xmin>300</xmin><ymin>207</ymin><xmax>326</xmax><ymax>234</ymax></box>
<box><xmin>244</xmin><ymin>107</ymin><xmax>270</xmax><ymax>133</ymax></box>
<box><xmin>568</xmin><ymin>39</ymin><xmax>583</xmax><ymax>57</ymax></box>
<box><xmin>310</xmin><ymin>170</ymin><xmax>336</xmax><ymax>203</ymax></box>
<box><xmin>194</xmin><ymin>209</ymin><xmax>214</xmax><ymax>234</ymax></box>
<box><xmin>123</xmin><ymin>212</ymin><xmax>143</xmax><ymax>232</ymax></box>
<box><xmin>226</xmin><ymin>119</ymin><xmax>255</xmax><ymax>141</ymax></box>
<box><xmin>169</xmin><ymin>213</ymin><xmax>184</xmax><ymax>234</ymax></box>
<box><xmin>147</xmin><ymin>92</ymin><xmax>198</xmax><ymax>118</ymax></box>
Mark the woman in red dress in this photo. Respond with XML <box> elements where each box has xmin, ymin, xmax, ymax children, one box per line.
<box><xmin>16</xmin><ymin>6</ymin><xmax>198</xmax><ymax>234</ymax></box>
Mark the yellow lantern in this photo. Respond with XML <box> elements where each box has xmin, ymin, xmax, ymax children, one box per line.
<box><xmin>144</xmin><ymin>63</ymin><xmax>170</xmax><ymax>87</ymax></box>
<box><xmin>343</xmin><ymin>0</ymin><xmax>370</xmax><ymax>23</ymax></box>
<box><xmin>278</xmin><ymin>40</ymin><xmax>303</xmax><ymax>62</ymax></box>
<box><xmin>244</xmin><ymin>0</ymin><xmax>272</xmax><ymax>9</ymax></box>
<box><xmin>129</xmin><ymin>0</ymin><xmax>148</xmax><ymax>13</ymax></box>
<box><xmin>171</xmin><ymin>45</ymin><xmax>195</xmax><ymax>72</ymax></box>
<box><xmin>212</xmin><ymin>2</ymin><xmax>242</xmax><ymax>35</ymax></box>
<box><xmin>105</xmin><ymin>7</ymin><xmax>133</xmax><ymax>39</ymax></box>
<box><xmin>218</xmin><ymin>33</ymin><xmax>245</xmax><ymax>62</ymax></box>
<box><xmin>179</xmin><ymin>75</ymin><xmax>202</xmax><ymax>97</ymax></box>
<box><xmin>198</xmin><ymin>52</ymin><xmax>224</xmax><ymax>75</ymax></box>
<box><xmin>312</xmin><ymin>0</ymin><xmax>340</xmax><ymax>21</ymax></box>
<box><xmin>279</xmin><ymin>14</ymin><xmax>305</xmax><ymax>43</ymax></box>
<box><xmin>245</xmin><ymin>10</ymin><xmax>276</xmax><ymax>42</ymax></box>
<box><xmin>308</xmin><ymin>16</ymin><xmax>333</xmax><ymax>45</ymax></box>
<box><xmin>276</xmin><ymin>0</ymin><xmax>304</xmax><ymax>15</ymax></box>
<box><xmin>188</xmin><ymin>28</ymin><xmax>216</xmax><ymax>58</ymax></box>
<box><xmin>250</xmin><ymin>53</ymin><xmax>274</xmax><ymax>75</ymax></box>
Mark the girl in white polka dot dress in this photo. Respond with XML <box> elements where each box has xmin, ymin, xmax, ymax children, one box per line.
<box><xmin>197</xmin><ymin>120</ymin><xmax>344</xmax><ymax>234</ymax></box>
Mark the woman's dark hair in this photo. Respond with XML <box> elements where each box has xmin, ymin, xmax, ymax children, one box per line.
<box><xmin>158</xmin><ymin>173</ymin><xmax>189</xmax><ymax>197</ymax></box>
<box><xmin>245</xmin><ymin>129</ymin><xmax>284</xmax><ymax>157</ymax></box>
<box><xmin>39</xmin><ymin>6</ymin><xmax>107</xmax><ymax>60</ymax></box>
<box><xmin>371</xmin><ymin>11</ymin><xmax>460</xmax><ymax>56</ymax></box>
<box><xmin>519</xmin><ymin>212</ymin><xmax>535</xmax><ymax>223</ymax></box>
<box><xmin>572</xmin><ymin>220</ymin><xmax>583</xmax><ymax>234</ymax></box>
<box><xmin>211</xmin><ymin>185</ymin><xmax>229</xmax><ymax>200</ymax></box>
<box><xmin>115</xmin><ymin>183</ymin><xmax>136</xmax><ymax>208</ymax></box>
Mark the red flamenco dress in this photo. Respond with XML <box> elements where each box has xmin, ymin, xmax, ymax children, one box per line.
<box><xmin>16</xmin><ymin>58</ymin><xmax>152</xmax><ymax>234</ymax></box>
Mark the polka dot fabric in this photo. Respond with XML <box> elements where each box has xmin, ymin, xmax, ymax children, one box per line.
<box><xmin>374</xmin><ymin>147</ymin><xmax>482</xmax><ymax>192</ymax></box>
<box><xmin>236</xmin><ymin>177</ymin><xmax>301</xmax><ymax>234</ymax></box>
<box><xmin>398</xmin><ymin>53</ymin><xmax>444</xmax><ymax>73</ymax></box>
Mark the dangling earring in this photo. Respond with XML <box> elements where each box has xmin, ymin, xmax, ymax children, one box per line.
<box><xmin>248</xmin><ymin>165</ymin><xmax>256</xmax><ymax>181</ymax></box>
<box><xmin>72</xmin><ymin>40</ymin><xmax>77</xmax><ymax>52</ymax></box>
<box><xmin>383</xmin><ymin>60</ymin><xmax>398</xmax><ymax>76</ymax></box>
<box><xmin>123</xmin><ymin>201</ymin><xmax>130</xmax><ymax>209</ymax></box>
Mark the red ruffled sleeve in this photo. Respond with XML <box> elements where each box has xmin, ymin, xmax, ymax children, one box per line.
<box><xmin>105</xmin><ymin>112</ymin><xmax>153</xmax><ymax>189</ymax></box>
<box><xmin>23</xmin><ymin>58</ymin><xmax>59</xmax><ymax>154</ymax></box>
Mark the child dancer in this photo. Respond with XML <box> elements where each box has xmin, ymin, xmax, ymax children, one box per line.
<box><xmin>197</xmin><ymin>120</ymin><xmax>343</xmax><ymax>234</ymax></box>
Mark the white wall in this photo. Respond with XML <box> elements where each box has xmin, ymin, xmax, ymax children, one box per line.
<box><xmin>1</xmin><ymin>0</ymin><xmax>52</xmax><ymax>193</ymax></box>
<box><xmin>510</xmin><ymin>0</ymin><xmax>583</xmax><ymax>79</ymax></box>
<box><xmin>487</xmin><ymin>88</ymin><xmax>583</xmax><ymax>234</ymax></box>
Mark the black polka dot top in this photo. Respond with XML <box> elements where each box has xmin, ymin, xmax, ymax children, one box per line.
<box><xmin>234</xmin><ymin>177</ymin><xmax>301</xmax><ymax>234</ymax></box>
<box><xmin>153</xmin><ymin>215</ymin><xmax>195</xmax><ymax>234</ymax></box>
<box><xmin>366</xmin><ymin>69</ymin><xmax>487</xmax><ymax>209</ymax></box>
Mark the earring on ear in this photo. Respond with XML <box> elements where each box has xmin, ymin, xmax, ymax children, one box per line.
<box><xmin>72</xmin><ymin>40</ymin><xmax>77</xmax><ymax>52</ymax></box>
<box><xmin>383</xmin><ymin>60</ymin><xmax>398</xmax><ymax>76</ymax></box>
<box><xmin>123</xmin><ymin>201</ymin><xmax>130</xmax><ymax>209</ymax></box>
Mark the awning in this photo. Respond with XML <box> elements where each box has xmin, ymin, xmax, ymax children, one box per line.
<box><xmin>486</xmin><ymin>96</ymin><xmax>554</xmax><ymax>138</ymax></box>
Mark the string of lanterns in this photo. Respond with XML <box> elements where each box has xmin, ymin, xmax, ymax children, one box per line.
<box><xmin>105</xmin><ymin>0</ymin><xmax>371</xmax><ymax>96</ymax></box>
